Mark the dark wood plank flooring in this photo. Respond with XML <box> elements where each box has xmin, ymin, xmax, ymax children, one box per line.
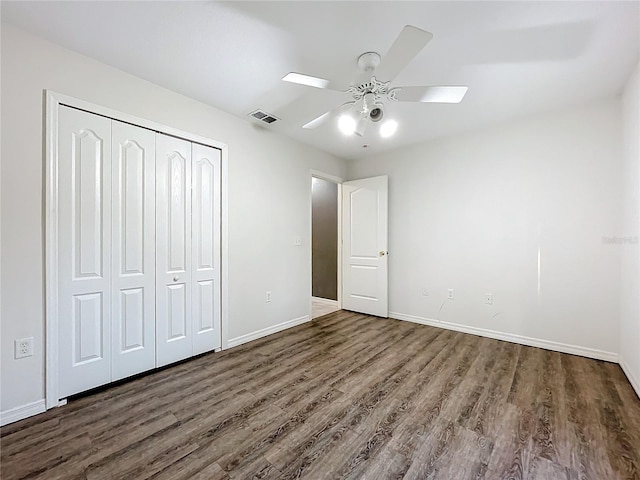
<box><xmin>2</xmin><ymin>311</ymin><xmax>640</xmax><ymax>479</ymax></box>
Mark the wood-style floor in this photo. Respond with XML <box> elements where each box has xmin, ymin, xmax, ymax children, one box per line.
<box><xmin>312</xmin><ymin>298</ymin><xmax>340</xmax><ymax>319</ymax></box>
<box><xmin>2</xmin><ymin>311</ymin><xmax>640</xmax><ymax>480</ymax></box>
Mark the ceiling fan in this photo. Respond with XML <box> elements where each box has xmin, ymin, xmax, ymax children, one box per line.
<box><xmin>283</xmin><ymin>25</ymin><xmax>468</xmax><ymax>137</ymax></box>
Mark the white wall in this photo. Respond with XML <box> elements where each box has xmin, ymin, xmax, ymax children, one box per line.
<box><xmin>0</xmin><ymin>24</ymin><xmax>346</xmax><ymax>415</ymax></box>
<box><xmin>348</xmin><ymin>99</ymin><xmax>623</xmax><ymax>359</ymax></box>
<box><xmin>620</xmin><ymin>60</ymin><xmax>640</xmax><ymax>396</ymax></box>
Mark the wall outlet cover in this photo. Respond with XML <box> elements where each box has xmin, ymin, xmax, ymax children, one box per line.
<box><xmin>15</xmin><ymin>337</ymin><xmax>34</xmax><ymax>359</ymax></box>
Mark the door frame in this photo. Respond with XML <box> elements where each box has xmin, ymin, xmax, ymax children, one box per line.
<box><xmin>44</xmin><ymin>91</ymin><xmax>229</xmax><ymax>409</ymax></box>
<box><xmin>310</xmin><ymin>170</ymin><xmax>343</xmax><ymax>315</ymax></box>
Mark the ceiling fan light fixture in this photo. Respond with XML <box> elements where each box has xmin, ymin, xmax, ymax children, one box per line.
<box><xmin>380</xmin><ymin>120</ymin><xmax>398</xmax><ymax>138</ymax></box>
<box><xmin>338</xmin><ymin>114</ymin><xmax>357</xmax><ymax>135</ymax></box>
<box><xmin>354</xmin><ymin>116</ymin><xmax>368</xmax><ymax>137</ymax></box>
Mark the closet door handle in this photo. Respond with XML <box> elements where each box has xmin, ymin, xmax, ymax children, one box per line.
<box><xmin>173</xmin><ymin>276</ymin><xmax>179</xmax><ymax>282</ymax></box>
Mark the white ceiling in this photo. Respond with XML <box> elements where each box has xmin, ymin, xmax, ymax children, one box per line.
<box><xmin>3</xmin><ymin>1</ymin><xmax>639</xmax><ymax>160</ymax></box>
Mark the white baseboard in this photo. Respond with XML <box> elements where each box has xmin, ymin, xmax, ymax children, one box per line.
<box><xmin>389</xmin><ymin>312</ymin><xmax>619</xmax><ymax>363</ymax></box>
<box><xmin>227</xmin><ymin>315</ymin><xmax>311</xmax><ymax>349</ymax></box>
<box><xmin>620</xmin><ymin>356</ymin><xmax>640</xmax><ymax>399</ymax></box>
<box><xmin>312</xmin><ymin>296</ymin><xmax>339</xmax><ymax>307</ymax></box>
<box><xmin>0</xmin><ymin>399</ymin><xmax>46</xmax><ymax>427</ymax></box>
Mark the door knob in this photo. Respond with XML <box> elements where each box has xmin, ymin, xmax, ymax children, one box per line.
<box><xmin>379</xmin><ymin>251</ymin><xmax>388</xmax><ymax>257</ymax></box>
<box><xmin>173</xmin><ymin>276</ymin><xmax>179</xmax><ymax>282</ymax></box>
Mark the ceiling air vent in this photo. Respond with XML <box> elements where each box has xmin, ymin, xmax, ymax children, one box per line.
<box><xmin>248</xmin><ymin>109</ymin><xmax>279</xmax><ymax>124</ymax></box>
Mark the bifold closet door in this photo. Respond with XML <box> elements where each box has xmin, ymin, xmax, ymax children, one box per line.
<box><xmin>192</xmin><ymin>144</ymin><xmax>222</xmax><ymax>354</ymax></box>
<box><xmin>111</xmin><ymin>121</ymin><xmax>156</xmax><ymax>381</ymax></box>
<box><xmin>156</xmin><ymin>134</ymin><xmax>193</xmax><ymax>367</ymax></box>
<box><xmin>58</xmin><ymin>106</ymin><xmax>112</xmax><ymax>398</ymax></box>
<box><xmin>57</xmin><ymin>105</ymin><xmax>223</xmax><ymax>396</ymax></box>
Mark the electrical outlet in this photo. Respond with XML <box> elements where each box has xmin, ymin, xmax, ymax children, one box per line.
<box><xmin>421</xmin><ymin>288</ymin><xmax>429</xmax><ymax>297</ymax></box>
<box><xmin>447</xmin><ymin>289</ymin><xmax>455</xmax><ymax>300</ymax></box>
<box><xmin>15</xmin><ymin>337</ymin><xmax>33</xmax><ymax>359</ymax></box>
<box><xmin>265</xmin><ymin>291</ymin><xmax>272</xmax><ymax>303</ymax></box>
<box><xmin>293</xmin><ymin>236</ymin><xmax>302</xmax><ymax>246</ymax></box>
<box><xmin>485</xmin><ymin>294</ymin><xmax>493</xmax><ymax>305</ymax></box>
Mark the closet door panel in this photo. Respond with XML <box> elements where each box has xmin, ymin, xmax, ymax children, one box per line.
<box><xmin>192</xmin><ymin>144</ymin><xmax>221</xmax><ymax>354</ymax></box>
<box><xmin>167</xmin><ymin>284</ymin><xmax>188</xmax><ymax>338</ymax></box>
<box><xmin>156</xmin><ymin>134</ymin><xmax>192</xmax><ymax>367</ymax></box>
<box><xmin>111</xmin><ymin>121</ymin><xmax>156</xmax><ymax>381</ymax></box>
<box><xmin>58</xmin><ymin>106</ymin><xmax>112</xmax><ymax>398</ymax></box>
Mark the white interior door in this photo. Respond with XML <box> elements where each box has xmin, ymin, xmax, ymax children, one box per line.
<box><xmin>191</xmin><ymin>143</ymin><xmax>222</xmax><ymax>354</ymax></box>
<box><xmin>156</xmin><ymin>134</ymin><xmax>192</xmax><ymax>367</ymax></box>
<box><xmin>58</xmin><ymin>106</ymin><xmax>112</xmax><ymax>398</ymax></box>
<box><xmin>342</xmin><ymin>175</ymin><xmax>388</xmax><ymax>317</ymax></box>
<box><xmin>111</xmin><ymin>121</ymin><xmax>156</xmax><ymax>381</ymax></box>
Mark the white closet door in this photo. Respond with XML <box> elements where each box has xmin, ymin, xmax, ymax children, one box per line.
<box><xmin>156</xmin><ymin>134</ymin><xmax>192</xmax><ymax>367</ymax></box>
<box><xmin>111</xmin><ymin>121</ymin><xmax>156</xmax><ymax>380</ymax></box>
<box><xmin>191</xmin><ymin>144</ymin><xmax>221</xmax><ymax>354</ymax></box>
<box><xmin>58</xmin><ymin>106</ymin><xmax>112</xmax><ymax>398</ymax></box>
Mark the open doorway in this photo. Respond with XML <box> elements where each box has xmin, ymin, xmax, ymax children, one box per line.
<box><xmin>311</xmin><ymin>174</ymin><xmax>341</xmax><ymax>319</ymax></box>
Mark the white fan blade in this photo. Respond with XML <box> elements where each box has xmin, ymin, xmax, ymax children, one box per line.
<box><xmin>303</xmin><ymin>110</ymin><xmax>332</xmax><ymax>129</ymax></box>
<box><xmin>375</xmin><ymin>25</ymin><xmax>433</xmax><ymax>82</ymax></box>
<box><xmin>393</xmin><ymin>86</ymin><xmax>468</xmax><ymax>103</ymax></box>
<box><xmin>302</xmin><ymin>102</ymin><xmax>356</xmax><ymax>129</ymax></box>
<box><xmin>283</xmin><ymin>72</ymin><xmax>343</xmax><ymax>91</ymax></box>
